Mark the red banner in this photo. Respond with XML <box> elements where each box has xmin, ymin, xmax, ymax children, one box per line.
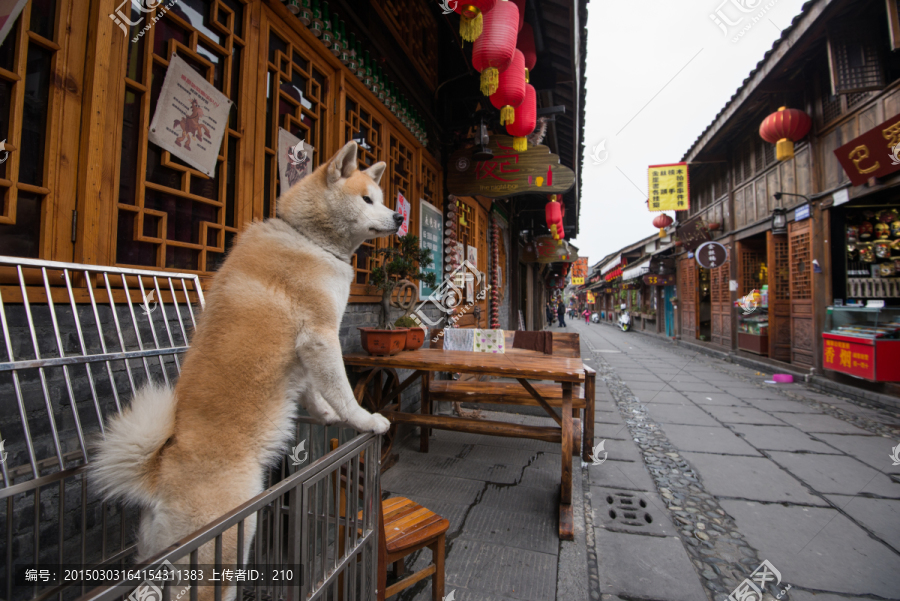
<box><xmin>822</xmin><ymin>335</ymin><xmax>875</xmax><ymax>380</ymax></box>
<box><xmin>834</xmin><ymin>113</ymin><xmax>900</xmax><ymax>186</ymax></box>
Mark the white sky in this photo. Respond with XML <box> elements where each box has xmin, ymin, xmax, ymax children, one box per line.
<box><xmin>570</xmin><ymin>0</ymin><xmax>810</xmax><ymax>268</ymax></box>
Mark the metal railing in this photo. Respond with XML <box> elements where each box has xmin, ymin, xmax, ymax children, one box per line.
<box><xmin>0</xmin><ymin>257</ymin><xmax>381</xmax><ymax>601</ymax></box>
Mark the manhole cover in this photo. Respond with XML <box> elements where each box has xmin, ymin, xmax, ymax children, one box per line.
<box><xmin>592</xmin><ymin>487</ymin><xmax>674</xmax><ymax>536</ymax></box>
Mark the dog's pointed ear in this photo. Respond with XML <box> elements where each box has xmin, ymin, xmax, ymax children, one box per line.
<box><xmin>327</xmin><ymin>141</ymin><xmax>358</xmax><ymax>185</ymax></box>
<box><xmin>364</xmin><ymin>161</ymin><xmax>386</xmax><ymax>185</ymax></box>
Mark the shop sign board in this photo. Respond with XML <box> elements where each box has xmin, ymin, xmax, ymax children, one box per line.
<box><xmin>794</xmin><ymin>204</ymin><xmax>810</xmax><ymax>221</ymax></box>
<box><xmin>586</xmin><ymin>291</ymin><xmax>596</xmax><ymax>304</ymax></box>
<box><xmin>677</xmin><ymin>214</ymin><xmax>713</xmax><ymax>252</ymax></box>
<box><xmin>521</xmin><ymin>236</ymin><xmax>578</xmax><ymax>263</ymax></box>
<box><xmin>418</xmin><ymin>199</ymin><xmax>443</xmax><ymax>298</ymax></box>
<box><xmin>396</xmin><ymin>193</ymin><xmax>410</xmax><ymax>237</ymax></box>
<box><xmin>834</xmin><ymin>113</ymin><xmax>900</xmax><ymax>186</ymax></box>
<box><xmin>643</xmin><ymin>274</ymin><xmax>676</xmax><ymax>286</ymax></box>
<box><xmin>648</xmin><ymin>163</ymin><xmax>690</xmax><ymax>211</ymax></box>
<box><xmin>277</xmin><ymin>128</ymin><xmax>314</xmax><ymax>192</ymax></box>
<box><xmin>571</xmin><ymin>257</ymin><xmax>588</xmax><ymax>285</ymax></box>
<box><xmin>695</xmin><ymin>241</ymin><xmax>728</xmax><ymax>269</ymax></box>
<box><xmin>822</xmin><ymin>335</ymin><xmax>875</xmax><ymax>380</ymax></box>
<box><xmin>447</xmin><ymin>135</ymin><xmax>575</xmax><ymax>198</ymax></box>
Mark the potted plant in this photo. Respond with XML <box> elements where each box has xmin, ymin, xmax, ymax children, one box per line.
<box><xmin>361</xmin><ymin>235</ymin><xmax>437</xmax><ymax>355</ymax></box>
<box><xmin>394</xmin><ymin>315</ymin><xmax>425</xmax><ymax>351</ymax></box>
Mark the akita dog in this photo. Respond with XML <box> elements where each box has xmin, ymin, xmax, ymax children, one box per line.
<box><xmin>90</xmin><ymin>141</ymin><xmax>399</xmax><ymax>597</ymax></box>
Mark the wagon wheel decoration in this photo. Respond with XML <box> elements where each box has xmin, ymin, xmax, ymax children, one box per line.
<box><xmin>352</xmin><ymin>366</ymin><xmax>400</xmax><ymax>463</ymax></box>
<box><xmin>391</xmin><ymin>279</ymin><xmax>418</xmax><ymax>318</ymax></box>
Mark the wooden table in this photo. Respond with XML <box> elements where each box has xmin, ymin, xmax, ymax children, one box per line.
<box><xmin>344</xmin><ymin>348</ymin><xmax>585</xmax><ymax>540</ymax></box>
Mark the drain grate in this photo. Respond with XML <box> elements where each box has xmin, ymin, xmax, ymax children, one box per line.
<box><xmin>591</xmin><ymin>486</ymin><xmax>675</xmax><ymax>537</ymax></box>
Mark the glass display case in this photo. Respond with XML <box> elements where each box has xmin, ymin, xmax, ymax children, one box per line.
<box><xmin>822</xmin><ymin>306</ymin><xmax>900</xmax><ymax>381</ymax></box>
<box><xmin>737</xmin><ymin>287</ymin><xmax>769</xmax><ymax>355</ymax></box>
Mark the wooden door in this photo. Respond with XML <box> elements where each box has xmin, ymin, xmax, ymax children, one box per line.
<box><xmin>767</xmin><ymin>232</ymin><xmax>791</xmax><ymax>362</ymax></box>
<box><xmin>710</xmin><ymin>244</ymin><xmax>731</xmax><ymax>347</ymax></box>
<box><xmin>679</xmin><ymin>255</ymin><xmax>698</xmax><ymax>339</ymax></box>
<box><xmin>789</xmin><ymin>220</ymin><xmax>814</xmax><ymax>366</ymax></box>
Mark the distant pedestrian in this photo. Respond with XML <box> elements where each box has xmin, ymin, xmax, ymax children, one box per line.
<box><xmin>582</xmin><ymin>309</ymin><xmax>590</xmax><ymax>324</ymax></box>
<box><xmin>546</xmin><ymin>302</ymin><xmax>554</xmax><ymax>327</ymax></box>
<box><xmin>557</xmin><ymin>302</ymin><xmax>566</xmax><ymax>327</ymax></box>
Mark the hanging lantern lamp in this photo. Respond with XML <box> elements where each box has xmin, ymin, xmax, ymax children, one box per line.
<box><xmin>472</xmin><ymin>0</ymin><xmax>519</xmax><ymax>95</ymax></box>
<box><xmin>652</xmin><ymin>213</ymin><xmax>673</xmax><ymax>238</ymax></box>
<box><xmin>546</xmin><ymin>194</ymin><xmax>565</xmax><ymax>242</ymax></box>
<box><xmin>507</xmin><ymin>83</ymin><xmax>536</xmax><ymax>151</ymax></box>
<box><xmin>454</xmin><ymin>0</ymin><xmax>497</xmax><ymax>43</ymax></box>
<box><xmin>517</xmin><ymin>23</ymin><xmax>537</xmax><ymax>82</ymax></box>
<box><xmin>511</xmin><ymin>0</ymin><xmax>526</xmax><ymax>31</ymax></box>
<box><xmin>759</xmin><ymin>106</ymin><xmax>812</xmax><ymax>162</ymax></box>
<box><xmin>490</xmin><ymin>49</ymin><xmax>526</xmax><ymax>125</ymax></box>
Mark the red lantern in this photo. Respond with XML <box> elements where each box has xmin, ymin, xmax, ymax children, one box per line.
<box><xmin>546</xmin><ymin>195</ymin><xmax>564</xmax><ymax>242</ymax></box>
<box><xmin>490</xmin><ymin>50</ymin><xmax>526</xmax><ymax>125</ymax></box>
<box><xmin>511</xmin><ymin>0</ymin><xmax>525</xmax><ymax>31</ymax></box>
<box><xmin>507</xmin><ymin>83</ymin><xmax>536</xmax><ymax>151</ymax></box>
<box><xmin>454</xmin><ymin>0</ymin><xmax>497</xmax><ymax>43</ymax></box>
<box><xmin>517</xmin><ymin>23</ymin><xmax>536</xmax><ymax>82</ymax></box>
<box><xmin>652</xmin><ymin>213</ymin><xmax>673</xmax><ymax>238</ymax></box>
<box><xmin>759</xmin><ymin>106</ymin><xmax>811</xmax><ymax>161</ymax></box>
<box><xmin>472</xmin><ymin>0</ymin><xmax>519</xmax><ymax>96</ymax></box>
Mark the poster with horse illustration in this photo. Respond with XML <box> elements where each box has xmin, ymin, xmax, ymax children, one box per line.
<box><xmin>148</xmin><ymin>54</ymin><xmax>232</xmax><ymax>177</ymax></box>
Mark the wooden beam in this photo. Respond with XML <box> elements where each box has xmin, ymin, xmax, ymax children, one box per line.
<box><xmin>516</xmin><ymin>378</ymin><xmax>562</xmax><ymax>426</ymax></box>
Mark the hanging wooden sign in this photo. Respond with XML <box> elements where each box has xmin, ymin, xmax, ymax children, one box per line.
<box><xmin>521</xmin><ymin>236</ymin><xmax>578</xmax><ymax>263</ymax></box>
<box><xmin>447</xmin><ymin>135</ymin><xmax>576</xmax><ymax>198</ymax></box>
<box><xmin>643</xmin><ymin>274</ymin><xmax>676</xmax><ymax>286</ymax></box>
<box><xmin>695</xmin><ymin>241</ymin><xmax>729</xmax><ymax>269</ymax></box>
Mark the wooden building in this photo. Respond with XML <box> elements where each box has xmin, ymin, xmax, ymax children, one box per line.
<box><xmin>0</xmin><ymin>0</ymin><xmax>586</xmax><ymax>341</ymax></box>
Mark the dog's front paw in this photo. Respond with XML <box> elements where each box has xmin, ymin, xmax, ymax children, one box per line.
<box><xmin>366</xmin><ymin>413</ymin><xmax>392</xmax><ymax>434</ymax></box>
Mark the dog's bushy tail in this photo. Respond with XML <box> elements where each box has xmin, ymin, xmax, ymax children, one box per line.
<box><xmin>90</xmin><ymin>384</ymin><xmax>176</xmax><ymax>507</ymax></box>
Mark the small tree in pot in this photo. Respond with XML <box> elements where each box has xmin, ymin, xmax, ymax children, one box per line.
<box><xmin>363</xmin><ymin>235</ymin><xmax>438</xmax><ymax>354</ymax></box>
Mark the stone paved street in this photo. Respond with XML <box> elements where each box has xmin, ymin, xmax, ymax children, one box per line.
<box><xmin>384</xmin><ymin>321</ymin><xmax>900</xmax><ymax>601</ymax></box>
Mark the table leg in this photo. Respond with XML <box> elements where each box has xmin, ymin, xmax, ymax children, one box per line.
<box><xmin>560</xmin><ymin>381</ymin><xmax>574</xmax><ymax>540</ymax></box>
<box><xmin>421</xmin><ymin>371</ymin><xmax>431</xmax><ymax>453</ymax></box>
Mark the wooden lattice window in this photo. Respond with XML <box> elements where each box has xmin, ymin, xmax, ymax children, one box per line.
<box><xmin>346</xmin><ymin>93</ymin><xmax>385</xmax><ymax>287</ymax></box>
<box><xmin>370</xmin><ymin>0</ymin><xmax>439</xmax><ymax>91</ymax></box>
<box><xmin>711</xmin><ymin>260</ymin><xmax>729</xmax><ymax>304</ymax></box>
<box><xmin>420</xmin><ymin>154</ymin><xmax>442</xmax><ymax>211</ymax></box>
<box><xmin>0</xmin><ymin>0</ymin><xmax>70</xmax><ymax>259</ymax></box>
<box><xmin>773</xmin><ymin>237</ymin><xmax>790</xmax><ymax>300</ymax></box>
<box><xmin>827</xmin><ymin>22</ymin><xmax>885</xmax><ymax>94</ymax></box>
<box><xmin>681</xmin><ymin>258</ymin><xmax>696</xmax><ymax>304</ymax></box>
<box><xmin>116</xmin><ymin>0</ymin><xmax>247</xmax><ymax>273</ymax></box>
<box><xmin>386</xmin><ymin>132</ymin><xmax>414</xmax><ymax>240</ymax></box>
<box><xmin>741</xmin><ymin>249</ymin><xmax>765</xmax><ymax>293</ymax></box>
<box><xmin>261</xmin><ymin>23</ymin><xmax>332</xmax><ymax>220</ymax></box>
<box><xmin>790</xmin><ymin>229</ymin><xmax>812</xmax><ymax>300</ymax></box>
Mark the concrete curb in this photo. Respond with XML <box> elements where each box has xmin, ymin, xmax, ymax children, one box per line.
<box><xmin>557</xmin><ymin>458</ymin><xmax>589</xmax><ymax>600</ymax></box>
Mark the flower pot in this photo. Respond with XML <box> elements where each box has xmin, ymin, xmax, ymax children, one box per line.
<box><xmin>359</xmin><ymin>327</ymin><xmax>407</xmax><ymax>356</ymax></box>
<box><xmin>404</xmin><ymin>327</ymin><xmax>425</xmax><ymax>351</ymax></box>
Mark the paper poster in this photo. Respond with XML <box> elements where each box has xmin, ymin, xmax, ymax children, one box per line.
<box><xmin>148</xmin><ymin>54</ymin><xmax>233</xmax><ymax>177</ymax></box>
<box><xmin>466</xmin><ymin>245</ymin><xmax>477</xmax><ymax>303</ymax></box>
<box><xmin>277</xmin><ymin>128</ymin><xmax>314</xmax><ymax>193</ymax></box>
<box><xmin>0</xmin><ymin>0</ymin><xmax>27</xmax><ymax>48</ymax></box>
<box><xmin>419</xmin><ymin>199</ymin><xmax>443</xmax><ymax>298</ymax></box>
<box><xmin>396</xmin><ymin>193</ymin><xmax>410</xmax><ymax>237</ymax></box>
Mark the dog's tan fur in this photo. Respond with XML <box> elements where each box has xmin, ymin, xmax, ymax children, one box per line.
<box><xmin>90</xmin><ymin>142</ymin><xmax>398</xmax><ymax>599</ymax></box>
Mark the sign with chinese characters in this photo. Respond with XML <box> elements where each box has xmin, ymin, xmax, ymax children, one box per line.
<box><xmin>695</xmin><ymin>241</ymin><xmax>728</xmax><ymax>269</ymax></box>
<box><xmin>586</xmin><ymin>291</ymin><xmax>596</xmax><ymax>304</ymax></box>
<box><xmin>521</xmin><ymin>236</ymin><xmax>579</xmax><ymax>263</ymax></box>
<box><xmin>418</xmin><ymin>199</ymin><xmax>443</xmax><ymax>298</ymax></box>
<box><xmin>677</xmin><ymin>213</ymin><xmax>713</xmax><ymax>252</ymax></box>
<box><xmin>396</xmin><ymin>193</ymin><xmax>410</xmax><ymax>237</ymax></box>
<box><xmin>148</xmin><ymin>54</ymin><xmax>233</xmax><ymax>177</ymax></box>
<box><xmin>277</xmin><ymin>128</ymin><xmax>314</xmax><ymax>193</ymax></box>
<box><xmin>466</xmin><ymin>245</ymin><xmax>478</xmax><ymax>302</ymax></box>
<box><xmin>648</xmin><ymin>163</ymin><xmax>690</xmax><ymax>212</ymax></box>
<box><xmin>822</xmin><ymin>335</ymin><xmax>875</xmax><ymax>380</ymax></box>
<box><xmin>834</xmin><ymin>113</ymin><xmax>900</xmax><ymax>186</ymax></box>
<box><xmin>447</xmin><ymin>135</ymin><xmax>576</xmax><ymax>198</ymax></box>
<box><xmin>643</xmin><ymin>274</ymin><xmax>676</xmax><ymax>286</ymax></box>
<box><xmin>571</xmin><ymin>257</ymin><xmax>588</xmax><ymax>285</ymax></box>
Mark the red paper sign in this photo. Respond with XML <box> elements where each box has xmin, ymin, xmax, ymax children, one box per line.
<box><xmin>396</xmin><ymin>192</ymin><xmax>410</xmax><ymax>237</ymax></box>
<box><xmin>822</xmin><ymin>335</ymin><xmax>875</xmax><ymax>380</ymax></box>
<box><xmin>833</xmin><ymin>113</ymin><xmax>900</xmax><ymax>186</ymax></box>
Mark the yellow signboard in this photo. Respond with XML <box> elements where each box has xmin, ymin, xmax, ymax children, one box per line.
<box><xmin>572</xmin><ymin>277</ymin><xmax>584</xmax><ymax>285</ymax></box>
<box><xmin>571</xmin><ymin>257</ymin><xmax>588</xmax><ymax>286</ymax></box>
<box><xmin>586</xmin><ymin>291</ymin><xmax>596</xmax><ymax>304</ymax></box>
<box><xmin>648</xmin><ymin>163</ymin><xmax>689</xmax><ymax>212</ymax></box>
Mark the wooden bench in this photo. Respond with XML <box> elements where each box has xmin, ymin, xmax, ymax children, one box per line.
<box><xmin>426</xmin><ymin>332</ymin><xmax>596</xmax><ymax>462</ymax></box>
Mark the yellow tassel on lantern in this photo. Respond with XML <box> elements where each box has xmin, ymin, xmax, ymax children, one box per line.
<box><xmin>459</xmin><ymin>10</ymin><xmax>483</xmax><ymax>42</ymax></box>
<box><xmin>500</xmin><ymin>105</ymin><xmax>515</xmax><ymax>125</ymax></box>
<box><xmin>525</xmin><ymin>68</ymin><xmax>530</xmax><ymax>83</ymax></box>
<box><xmin>513</xmin><ymin>136</ymin><xmax>527</xmax><ymax>151</ymax></box>
<box><xmin>480</xmin><ymin>67</ymin><xmax>499</xmax><ymax>95</ymax></box>
<box><xmin>775</xmin><ymin>138</ymin><xmax>795</xmax><ymax>161</ymax></box>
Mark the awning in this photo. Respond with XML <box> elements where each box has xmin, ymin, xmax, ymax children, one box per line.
<box><xmin>600</xmin><ymin>255</ymin><xmax>621</xmax><ymax>274</ymax></box>
<box><xmin>622</xmin><ymin>258</ymin><xmax>651</xmax><ymax>281</ymax></box>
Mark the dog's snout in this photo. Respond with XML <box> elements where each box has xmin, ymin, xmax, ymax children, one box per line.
<box><xmin>392</xmin><ymin>212</ymin><xmax>404</xmax><ymax>226</ymax></box>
